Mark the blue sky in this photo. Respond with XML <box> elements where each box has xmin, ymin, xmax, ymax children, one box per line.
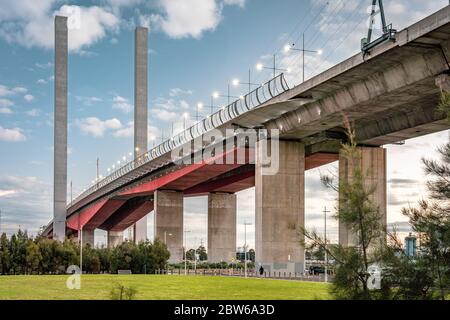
<box><xmin>0</xmin><ymin>0</ymin><xmax>449</xmax><ymax>249</ymax></box>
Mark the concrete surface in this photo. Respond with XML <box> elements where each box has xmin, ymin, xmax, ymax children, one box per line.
<box><xmin>53</xmin><ymin>16</ymin><xmax>68</xmax><ymax>241</ymax></box>
<box><xmin>255</xmin><ymin>140</ymin><xmax>305</xmax><ymax>273</ymax></box>
<box><xmin>154</xmin><ymin>190</ymin><xmax>184</xmax><ymax>262</ymax></box>
<box><xmin>207</xmin><ymin>193</ymin><xmax>237</xmax><ymax>262</ymax></box>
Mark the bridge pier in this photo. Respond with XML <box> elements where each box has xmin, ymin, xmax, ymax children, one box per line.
<box><xmin>207</xmin><ymin>193</ymin><xmax>237</xmax><ymax>263</ymax></box>
<box><xmin>154</xmin><ymin>190</ymin><xmax>184</xmax><ymax>262</ymax></box>
<box><xmin>53</xmin><ymin>16</ymin><xmax>68</xmax><ymax>241</ymax></box>
<box><xmin>338</xmin><ymin>147</ymin><xmax>387</xmax><ymax>246</ymax></box>
<box><xmin>133</xmin><ymin>26</ymin><xmax>149</xmax><ymax>243</ymax></box>
<box><xmin>107</xmin><ymin>231</ymin><xmax>123</xmax><ymax>248</ymax></box>
<box><xmin>255</xmin><ymin>140</ymin><xmax>305</xmax><ymax>274</ymax></box>
<box><xmin>81</xmin><ymin>229</ymin><xmax>95</xmax><ymax>247</ymax></box>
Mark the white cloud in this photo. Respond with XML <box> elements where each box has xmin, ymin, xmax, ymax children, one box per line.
<box><xmin>36</xmin><ymin>79</ymin><xmax>48</xmax><ymax>85</ymax></box>
<box><xmin>0</xmin><ymin>85</ymin><xmax>27</xmax><ymax>97</ymax></box>
<box><xmin>153</xmin><ymin>108</ymin><xmax>178</xmax><ymax>122</ymax></box>
<box><xmin>24</xmin><ymin>94</ymin><xmax>34</xmax><ymax>102</ymax></box>
<box><xmin>76</xmin><ymin>95</ymin><xmax>103</xmax><ymax>106</ymax></box>
<box><xmin>0</xmin><ymin>107</ymin><xmax>13</xmax><ymax>114</ymax></box>
<box><xmin>105</xmin><ymin>0</ymin><xmax>143</xmax><ymax>10</ymax></box>
<box><xmin>112</xmin><ymin>95</ymin><xmax>133</xmax><ymax>113</ymax></box>
<box><xmin>0</xmin><ymin>98</ymin><xmax>13</xmax><ymax>108</ymax></box>
<box><xmin>113</xmin><ymin>121</ymin><xmax>133</xmax><ymax>137</ymax></box>
<box><xmin>35</xmin><ymin>61</ymin><xmax>52</xmax><ymax>69</ymax></box>
<box><xmin>26</xmin><ymin>108</ymin><xmax>40</xmax><ymax>117</ymax></box>
<box><xmin>150</xmin><ymin>0</ymin><xmax>221</xmax><ymax>39</ymax></box>
<box><xmin>169</xmin><ymin>88</ymin><xmax>193</xmax><ymax>97</ymax></box>
<box><xmin>0</xmin><ymin>175</ymin><xmax>52</xmax><ymax>236</ymax></box>
<box><xmin>76</xmin><ymin>117</ymin><xmax>122</xmax><ymax>137</ymax></box>
<box><xmin>112</xmin><ymin>122</ymin><xmax>161</xmax><ymax>141</ymax></box>
<box><xmin>13</xmin><ymin>87</ymin><xmax>27</xmax><ymax>94</ymax></box>
<box><xmin>0</xmin><ymin>189</ymin><xmax>18</xmax><ymax>197</ymax></box>
<box><xmin>0</xmin><ymin>126</ymin><xmax>26</xmax><ymax>142</ymax></box>
<box><xmin>223</xmin><ymin>0</ymin><xmax>245</xmax><ymax>7</ymax></box>
<box><xmin>148</xmin><ymin>0</ymin><xmax>246</xmax><ymax>39</ymax></box>
<box><xmin>0</xmin><ymin>2</ymin><xmax>120</xmax><ymax>52</ymax></box>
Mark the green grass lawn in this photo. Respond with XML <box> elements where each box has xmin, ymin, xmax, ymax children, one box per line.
<box><xmin>0</xmin><ymin>275</ymin><xmax>331</xmax><ymax>300</ymax></box>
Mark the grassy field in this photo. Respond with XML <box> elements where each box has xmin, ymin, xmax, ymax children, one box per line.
<box><xmin>0</xmin><ymin>275</ymin><xmax>331</xmax><ymax>300</ymax></box>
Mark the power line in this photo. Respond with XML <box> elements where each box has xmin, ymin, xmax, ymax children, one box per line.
<box><xmin>283</xmin><ymin>0</ymin><xmax>367</xmax><ymax>83</ymax></box>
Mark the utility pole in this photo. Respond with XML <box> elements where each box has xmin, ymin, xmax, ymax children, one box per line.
<box><xmin>243</xmin><ymin>222</ymin><xmax>252</xmax><ymax>278</ymax></box>
<box><xmin>302</xmin><ymin>33</ymin><xmax>305</xmax><ymax>82</ymax></box>
<box><xmin>273</xmin><ymin>54</ymin><xmax>276</xmax><ymax>78</ymax></box>
<box><xmin>323</xmin><ymin>206</ymin><xmax>330</xmax><ymax>283</ymax></box>
<box><xmin>96</xmin><ymin>157</ymin><xmax>99</xmax><ymax>189</ymax></box>
<box><xmin>80</xmin><ymin>225</ymin><xmax>83</xmax><ymax>274</ymax></box>
<box><xmin>184</xmin><ymin>230</ymin><xmax>191</xmax><ymax>276</ymax></box>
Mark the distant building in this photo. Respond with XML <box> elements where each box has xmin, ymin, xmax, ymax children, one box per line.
<box><xmin>404</xmin><ymin>233</ymin><xmax>417</xmax><ymax>257</ymax></box>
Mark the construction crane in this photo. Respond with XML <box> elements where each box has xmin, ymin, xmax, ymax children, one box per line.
<box><xmin>361</xmin><ymin>0</ymin><xmax>396</xmax><ymax>53</ymax></box>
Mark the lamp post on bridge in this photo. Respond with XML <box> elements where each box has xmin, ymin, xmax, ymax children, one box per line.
<box><xmin>256</xmin><ymin>54</ymin><xmax>290</xmax><ymax>78</ymax></box>
<box><xmin>195</xmin><ymin>103</ymin><xmax>204</xmax><ymax>122</ymax></box>
<box><xmin>211</xmin><ymin>85</ymin><xmax>241</xmax><ymax>114</ymax></box>
<box><xmin>283</xmin><ymin>33</ymin><xmax>323</xmax><ymax>82</ymax></box>
<box><xmin>231</xmin><ymin>69</ymin><xmax>260</xmax><ymax>95</ymax></box>
<box><xmin>182</xmin><ymin>112</ymin><xmax>190</xmax><ymax>130</ymax></box>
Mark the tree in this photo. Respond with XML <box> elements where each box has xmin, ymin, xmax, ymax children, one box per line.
<box><xmin>248</xmin><ymin>249</ymin><xmax>255</xmax><ymax>263</ymax></box>
<box><xmin>82</xmin><ymin>244</ymin><xmax>100</xmax><ymax>274</ymax></box>
<box><xmin>37</xmin><ymin>237</ymin><xmax>60</xmax><ymax>274</ymax></box>
<box><xmin>196</xmin><ymin>245</ymin><xmax>207</xmax><ymax>261</ymax></box>
<box><xmin>300</xmin><ymin>122</ymin><xmax>387</xmax><ymax>300</ymax></box>
<box><xmin>110</xmin><ymin>241</ymin><xmax>135</xmax><ymax>273</ymax></box>
<box><xmin>26</xmin><ymin>241</ymin><xmax>41</xmax><ymax>274</ymax></box>
<box><xmin>97</xmin><ymin>246</ymin><xmax>111</xmax><ymax>273</ymax></box>
<box><xmin>382</xmin><ymin>141</ymin><xmax>450</xmax><ymax>300</ymax></box>
<box><xmin>0</xmin><ymin>233</ymin><xmax>10</xmax><ymax>274</ymax></box>
<box><xmin>186</xmin><ymin>249</ymin><xmax>196</xmax><ymax>261</ymax></box>
<box><xmin>149</xmin><ymin>238</ymin><xmax>170</xmax><ymax>271</ymax></box>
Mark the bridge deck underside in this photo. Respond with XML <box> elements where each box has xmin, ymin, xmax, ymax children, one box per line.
<box><xmin>65</xmin><ymin>149</ymin><xmax>335</xmax><ymax>233</ymax></box>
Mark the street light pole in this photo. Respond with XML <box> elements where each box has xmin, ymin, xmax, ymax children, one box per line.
<box><xmin>80</xmin><ymin>225</ymin><xmax>83</xmax><ymax>274</ymax></box>
<box><xmin>323</xmin><ymin>206</ymin><xmax>330</xmax><ymax>283</ymax></box>
<box><xmin>96</xmin><ymin>157</ymin><xmax>99</xmax><ymax>189</ymax></box>
<box><xmin>243</xmin><ymin>222</ymin><xmax>252</xmax><ymax>278</ymax></box>
<box><xmin>283</xmin><ymin>37</ymin><xmax>322</xmax><ymax>83</ymax></box>
<box><xmin>302</xmin><ymin>33</ymin><xmax>305</xmax><ymax>82</ymax></box>
<box><xmin>183</xmin><ymin>230</ymin><xmax>191</xmax><ymax>276</ymax></box>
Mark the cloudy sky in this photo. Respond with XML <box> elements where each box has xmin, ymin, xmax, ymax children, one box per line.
<box><xmin>0</xmin><ymin>0</ymin><xmax>448</xmax><ymax>249</ymax></box>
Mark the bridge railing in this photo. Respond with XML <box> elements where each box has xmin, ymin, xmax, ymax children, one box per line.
<box><xmin>69</xmin><ymin>73</ymin><xmax>289</xmax><ymax>208</ymax></box>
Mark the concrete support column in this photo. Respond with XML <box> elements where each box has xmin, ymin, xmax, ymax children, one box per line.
<box><xmin>338</xmin><ymin>147</ymin><xmax>387</xmax><ymax>247</ymax></box>
<box><xmin>107</xmin><ymin>231</ymin><xmax>123</xmax><ymax>248</ymax></box>
<box><xmin>154</xmin><ymin>190</ymin><xmax>183</xmax><ymax>262</ymax></box>
<box><xmin>133</xmin><ymin>26</ymin><xmax>149</xmax><ymax>243</ymax></box>
<box><xmin>255</xmin><ymin>140</ymin><xmax>305</xmax><ymax>274</ymax></box>
<box><xmin>207</xmin><ymin>193</ymin><xmax>237</xmax><ymax>263</ymax></box>
<box><xmin>81</xmin><ymin>229</ymin><xmax>95</xmax><ymax>247</ymax></box>
<box><xmin>53</xmin><ymin>16</ymin><xmax>68</xmax><ymax>241</ymax></box>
